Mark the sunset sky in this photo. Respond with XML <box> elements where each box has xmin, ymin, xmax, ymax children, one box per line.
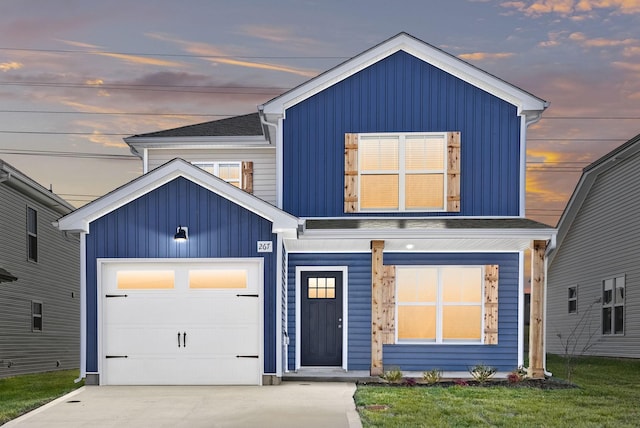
<box><xmin>1</xmin><ymin>0</ymin><xmax>638</xmax><ymax>225</ymax></box>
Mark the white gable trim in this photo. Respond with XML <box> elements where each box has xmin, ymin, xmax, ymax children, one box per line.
<box><xmin>261</xmin><ymin>33</ymin><xmax>547</xmax><ymax>118</ymax></box>
<box><xmin>56</xmin><ymin>158</ymin><xmax>300</xmax><ymax>235</ymax></box>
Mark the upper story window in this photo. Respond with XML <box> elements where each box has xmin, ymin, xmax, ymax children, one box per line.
<box><xmin>27</xmin><ymin>207</ymin><xmax>38</xmax><ymax>262</ymax></box>
<box><xmin>344</xmin><ymin>132</ymin><xmax>460</xmax><ymax>213</ymax></box>
<box><xmin>193</xmin><ymin>162</ymin><xmax>242</xmax><ymax>188</ymax></box>
<box><xmin>602</xmin><ymin>276</ymin><xmax>624</xmax><ymax>335</ymax></box>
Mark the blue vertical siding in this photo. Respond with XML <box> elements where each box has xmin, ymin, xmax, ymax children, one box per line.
<box><xmin>287</xmin><ymin>253</ymin><xmax>372</xmax><ymax>370</ymax></box>
<box><xmin>282</xmin><ymin>50</ymin><xmax>521</xmax><ymax>217</ymax></box>
<box><xmin>288</xmin><ymin>252</ymin><xmax>520</xmax><ymax>372</ymax></box>
<box><xmin>85</xmin><ymin>177</ymin><xmax>278</xmax><ymax>374</ymax></box>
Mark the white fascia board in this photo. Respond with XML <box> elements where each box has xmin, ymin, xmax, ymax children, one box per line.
<box><xmin>56</xmin><ymin>159</ymin><xmax>299</xmax><ymax>234</ymax></box>
<box><xmin>126</xmin><ymin>135</ymin><xmax>270</xmax><ymax>151</ymax></box>
<box><xmin>261</xmin><ymin>34</ymin><xmax>547</xmax><ymax>117</ymax></box>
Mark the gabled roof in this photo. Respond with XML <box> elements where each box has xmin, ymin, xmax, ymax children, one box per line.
<box><xmin>129</xmin><ymin>113</ymin><xmax>264</xmax><ymax>138</ymax></box>
<box><xmin>55</xmin><ymin>158</ymin><xmax>300</xmax><ymax>235</ymax></box>
<box><xmin>0</xmin><ymin>159</ymin><xmax>75</xmax><ymax>214</ymax></box>
<box><xmin>261</xmin><ymin>32</ymin><xmax>548</xmax><ymax>118</ymax></box>
<box><xmin>550</xmin><ymin>132</ymin><xmax>640</xmax><ymax>264</ymax></box>
<box><xmin>124</xmin><ymin>113</ymin><xmax>270</xmax><ymax>157</ymax></box>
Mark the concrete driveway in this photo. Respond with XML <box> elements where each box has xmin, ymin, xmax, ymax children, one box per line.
<box><xmin>5</xmin><ymin>382</ymin><xmax>362</xmax><ymax>428</ymax></box>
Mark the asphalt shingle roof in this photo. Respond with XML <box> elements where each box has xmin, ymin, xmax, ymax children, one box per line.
<box><xmin>130</xmin><ymin>112</ymin><xmax>263</xmax><ymax>138</ymax></box>
<box><xmin>305</xmin><ymin>218</ymin><xmax>554</xmax><ymax>230</ymax></box>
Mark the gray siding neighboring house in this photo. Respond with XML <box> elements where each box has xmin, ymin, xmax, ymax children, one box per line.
<box><xmin>0</xmin><ymin>160</ymin><xmax>80</xmax><ymax>378</ymax></box>
<box><xmin>547</xmin><ymin>133</ymin><xmax>640</xmax><ymax>358</ymax></box>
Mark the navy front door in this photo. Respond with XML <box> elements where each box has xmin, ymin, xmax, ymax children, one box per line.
<box><xmin>301</xmin><ymin>271</ymin><xmax>343</xmax><ymax>366</ymax></box>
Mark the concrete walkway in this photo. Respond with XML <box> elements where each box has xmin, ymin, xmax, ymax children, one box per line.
<box><xmin>5</xmin><ymin>382</ymin><xmax>362</xmax><ymax>428</ymax></box>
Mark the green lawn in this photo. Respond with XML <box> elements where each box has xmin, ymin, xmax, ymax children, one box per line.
<box><xmin>0</xmin><ymin>370</ymin><xmax>84</xmax><ymax>425</ymax></box>
<box><xmin>355</xmin><ymin>355</ymin><xmax>640</xmax><ymax>427</ymax></box>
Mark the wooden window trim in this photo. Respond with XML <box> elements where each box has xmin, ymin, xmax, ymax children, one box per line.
<box><xmin>483</xmin><ymin>265</ymin><xmax>499</xmax><ymax>344</ymax></box>
<box><xmin>344</xmin><ymin>132</ymin><xmax>461</xmax><ymax>213</ymax></box>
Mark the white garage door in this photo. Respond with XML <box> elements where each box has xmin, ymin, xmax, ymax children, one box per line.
<box><xmin>100</xmin><ymin>260</ymin><xmax>262</xmax><ymax>385</ymax></box>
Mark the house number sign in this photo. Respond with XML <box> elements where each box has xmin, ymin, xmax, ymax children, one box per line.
<box><xmin>257</xmin><ymin>241</ymin><xmax>273</xmax><ymax>253</ymax></box>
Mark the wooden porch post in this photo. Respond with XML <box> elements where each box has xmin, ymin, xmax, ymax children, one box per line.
<box><xmin>371</xmin><ymin>240</ymin><xmax>385</xmax><ymax>376</ymax></box>
<box><xmin>529</xmin><ymin>240</ymin><xmax>547</xmax><ymax>379</ymax></box>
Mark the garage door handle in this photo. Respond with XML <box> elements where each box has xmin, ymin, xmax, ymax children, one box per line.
<box><xmin>236</xmin><ymin>294</ymin><xmax>259</xmax><ymax>297</ymax></box>
<box><xmin>105</xmin><ymin>355</ymin><xmax>128</xmax><ymax>359</ymax></box>
<box><xmin>105</xmin><ymin>294</ymin><xmax>128</xmax><ymax>298</ymax></box>
<box><xmin>178</xmin><ymin>332</ymin><xmax>187</xmax><ymax>348</ymax></box>
<box><xmin>236</xmin><ymin>355</ymin><xmax>259</xmax><ymax>358</ymax></box>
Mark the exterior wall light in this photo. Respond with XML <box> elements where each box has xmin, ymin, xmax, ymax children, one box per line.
<box><xmin>174</xmin><ymin>226</ymin><xmax>188</xmax><ymax>241</ymax></box>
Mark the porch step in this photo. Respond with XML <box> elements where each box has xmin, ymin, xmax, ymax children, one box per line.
<box><xmin>283</xmin><ymin>369</ymin><xmax>380</xmax><ymax>383</ymax></box>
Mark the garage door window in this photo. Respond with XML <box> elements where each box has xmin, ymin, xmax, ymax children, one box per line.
<box><xmin>189</xmin><ymin>270</ymin><xmax>247</xmax><ymax>289</ymax></box>
<box><xmin>117</xmin><ymin>271</ymin><xmax>175</xmax><ymax>289</ymax></box>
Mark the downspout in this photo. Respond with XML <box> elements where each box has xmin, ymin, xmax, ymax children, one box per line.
<box><xmin>520</xmin><ymin>109</ymin><xmax>547</xmax><ymax>217</ymax></box>
<box><xmin>75</xmin><ymin>232</ymin><xmax>87</xmax><ymax>383</ymax></box>
<box><xmin>258</xmin><ymin>107</ymin><xmax>283</xmax><ymax>209</ymax></box>
<box><xmin>260</xmin><ymin>106</ymin><xmax>285</xmax><ymax>380</ymax></box>
<box><xmin>543</xmin><ymin>235</ymin><xmax>557</xmax><ymax>377</ymax></box>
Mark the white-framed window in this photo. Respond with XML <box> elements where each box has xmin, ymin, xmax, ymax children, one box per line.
<box><xmin>32</xmin><ymin>301</ymin><xmax>43</xmax><ymax>331</ymax></box>
<box><xmin>193</xmin><ymin>162</ymin><xmax>242</xmax><ymax>188</ymax></box>
<box><xmin>396</xmin><ymin>266</ymin><xmax>483</xmax><ymax>344</ymax></box>
<box><xmin>358</xmin><ymin>133</ymin><xmax>447</xmax><ymax>211</ymax></box>
<box><xmin>602</xmin><ymin>276</ymin><xmax>624</xmax><ymax>335</ymax></box>
<box><xmin>568</xmin><ymin>285</ymin><xmax>577</xmax><ymax>314</ymax></box>
<box><xmin>27</xmin><ymin>207</ymin><xmax>38</xmax><ymax>262</ymax></box>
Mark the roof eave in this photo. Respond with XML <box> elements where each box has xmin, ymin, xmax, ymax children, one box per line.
<box><xmin>0</xmin><ymin>161</ymin><xmax>75</xmax><ymax>214</ymax></box>
<box><xmin>550</xmin><ymin>133</ymin><xmax>640</xmax><ymax>264</ymax></box>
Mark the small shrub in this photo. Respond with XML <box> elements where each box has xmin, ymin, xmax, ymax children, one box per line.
<box><xmin>403</xmin><ymin>377</ymin><xmax>417</xmax><ymax>387</ymax></box>
<box><xmin>381</xmin><ymin>367</ymin><xmax>403</xmax><ymax>384</ymax></box>
<box><xmin>454</xmin><ymin>378</ymin><xmax>469</xmax><ymax>386</ymax></box>
<box><xmin>422</xmin><ymin>369</ymin><xmax>442</xmax><ymax>385</ymax></box>
<box><xmin>508</xmin><ymin>366</ymin><xmax>528</xmax><ymax>383</ymax></box>
<box><xmin>469</xmin><ymin>364</ymin><xmax>497</xmax><ymax>383</ymax></box>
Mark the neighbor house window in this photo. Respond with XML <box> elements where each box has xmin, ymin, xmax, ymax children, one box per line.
<box><xmin>568</xmin><ymin>285</ymin><xmax>577</xmax><ymax>314</ymax></box>
<box><xmin>193</xmin><ymin>162</ymin><xmax>242</xmax><ymax>188</ymax></box>
<box><xmin>396</xmin><ymin>266</ymin><xmax>483</xmax><ymax>343</ymax></box>
<box><xmin>32</xmin><ymin>301</ymin><xmax>42</xmax><ymax>331</ymax></box>
<box><xmin>602</xmin><ymin>276</ymin><xmax>625</xmax><ymax>335</ymax></box>
<box><xmin>27</xmin><ymin>207</ymin><xmax>37</xmax><ymax>262</ymax></box>
<box><xmin>344</xmin><ymin>132</ymin><xmax>460</xmax><ymax>213</ymax></box>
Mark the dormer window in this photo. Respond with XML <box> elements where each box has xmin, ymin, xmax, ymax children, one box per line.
<box><xmin>345</xmin><ymin>132</ymin><xmax>460</xmax><ymax>213</ymax></box>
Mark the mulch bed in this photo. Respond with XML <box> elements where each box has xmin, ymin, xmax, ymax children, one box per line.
<box><xmin>357</xmin><ymin>377</ymin><xmax>578</xmax><ymax>390</ymax></box>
